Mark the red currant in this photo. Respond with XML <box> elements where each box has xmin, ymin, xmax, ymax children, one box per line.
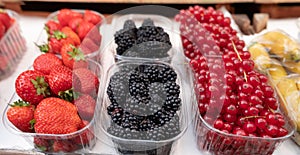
<box><xmin>243</xmin><ymin>121</ymin><xmax>256</xmax><ymax>133</ymax></box>
<box><xmin>214</xmin><ymin>119</ymin><xmax>224</xmax><ymax>130</ymax></box>
<box><xmin>255</xmin><ymin>117</ymin><xmax>267</xmax><ymax>129</ymax></box>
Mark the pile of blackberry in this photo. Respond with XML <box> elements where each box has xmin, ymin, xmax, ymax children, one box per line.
<box><xmin>114</xmin><ymin>19</ymin><xmax>172</xmax><ymax>58</ymax></box>
<box><xmin>106</xmin><ymin>63</ymin><xmax>181</xmax><ymax>141</ymax></box>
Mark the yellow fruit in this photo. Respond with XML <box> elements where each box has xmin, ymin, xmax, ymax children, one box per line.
<box><xmin>276</xmin><ymin>78</ymin><xmax>298</xmax><ymax>97</ymax></box>
<box><xmin>248</xmin><ymin>43</ymin><xmax>272</xmax><ymax>70</ymax></box>
<box><xmin>257</xmin><ymin>31</ymin><xmax>300</xmax><ymax>62</ymax></box>
<box><xmin>268</xmin><ymin>62</ymin><xmax>287</xmax><ymax>84</ymax></box>
<box><xmin>284</xmin><ymin>61</ymin><xmax>300</xmax><ymax>74</ymax></box>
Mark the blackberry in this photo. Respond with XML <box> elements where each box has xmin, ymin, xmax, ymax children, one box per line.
<box><xmin>114</xmin><ymin>28</ymin><xmax>137</xmax><ymax>55</ymax></box>
<box><xmin>142</xmin><ymin>18</ymin><xmax>154</xmax><ymax>27</ymax></box>
<box><xmin>159</xmin><ymin>65</ymin><xmax>177</xmax><ymax>82</ymax></box>
<box><xmin>143</xmin><ymin>65</ymin><xmax>160</xmax><ymax>82</ymax></box>
<box><xmin>123</xmin><ymin>19</ymin><xmax>136</xmax><ymax>30</ymax></box>
<box><xmin>114</xmin><ymin>18</ymin><xmax>172</xmax><ymax>59</ymax></box>
<box><xmin>106</xmin><ymin>63</ymin><xmax>181</xmax><ymax>140</ymax></box>
<box><xmin>164</xmin><ymin>81</ymin><xmax>180</xmax><ymax>97</ymax></box>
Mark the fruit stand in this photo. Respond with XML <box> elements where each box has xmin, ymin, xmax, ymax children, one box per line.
<box><xmin>0</xmin><ymin>1</ymin><xmax>300</xmax><ymax>155</ymax></box>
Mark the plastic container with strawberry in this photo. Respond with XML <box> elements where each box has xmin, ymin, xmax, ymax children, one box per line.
<box><xmin>2</xmin><ymin>51</ymin><xmax>102</xmax><ymax>153</ymax></box>
<box><xmin>35</xmin><ymin>9</ymin><xmax>105</xmax><ymax>61</ymax></box>
<box><xmin>174</xmin><ymin>5</ymin><xmax>295</xmax><ymax>155</ymax></box>
<box><xmin>0</xmin><ymin>9</ymin><xmax>26</xmax><ymax>80</ymax></box>
<box><xmin>97</xmin><ymin>60</ymin><xmax>188</xmax><ymax>155</ymax></box>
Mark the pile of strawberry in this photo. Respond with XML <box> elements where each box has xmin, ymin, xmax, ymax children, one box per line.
<box><xmin>37</xmin><ymin>9</ymin><xmax>103</xmax><ymax>57</ymax></box>
<box><xmin>6</xmin><ymin>52</ymin><xmax>100</xmax><ymax>152</ymax></box>
<box><xmin>0</xmin><ymin>9</ymin><xmax>15</xmax><ymax>39</ymax></box>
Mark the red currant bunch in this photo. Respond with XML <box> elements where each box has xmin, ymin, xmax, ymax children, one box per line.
<box><xmin>175</xmin><ymin>5</ymin><xmax>289</xmax><ymax>139</ymax></box>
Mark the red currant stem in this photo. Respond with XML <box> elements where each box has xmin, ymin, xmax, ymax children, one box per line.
<box><xmin>244</xmin><ymin>72</ymin><xmax>248</xmax><ymax>82</ymax></box>
<box><xmin>268</xmin><ymin>107</ymin><xmax>276</xmax><ymax>113</ymax></box>
<box><xmin>231</xmin><ymin>41</ymin><xmax>242</xmax><ymax>62</ymax></box>
<box><xmin>241</xmin><ymin>115</ymin><xmax>266</xmax><ymax>120</ymax></box>
<box><xmin>232</xmin><ymin>41</ymin><xmax>248</xmax><ymax>82</ymax></box>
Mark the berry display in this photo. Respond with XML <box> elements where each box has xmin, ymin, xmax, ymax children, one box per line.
<box><xmin>106</xmin><ymin>63</ymin><xmax>181</xmax><ymax>141</ymax></box>
<box><xmin>114</xmin><ymin>19</ymin><xmax>172</xmax><ymax>58</ymax></box>
<box><xmin>175</xmin><ymin>5</ymin><xmax>291</xmax><ymax>155</ymax></box>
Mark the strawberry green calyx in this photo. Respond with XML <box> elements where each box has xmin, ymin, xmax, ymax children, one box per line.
<box><xmin>30</xmin><ymin>119</ymin><xmax>36</xmax><ymax>130</ymax></box>
<box><xmin>9</xmin><ymin>99</ymin><xmax>30</xmax><ymax>107</ymax></box>
<box><xmin>52</xmin><ymin>30</ymin><xmax>67</xmax><ymax>40</ymax></box>
<box><xmin>35</xmin><ymin>43</ymin><xmax>49</xmax><ymax>53</ymax></box>
<box><xmin>58</xmin><ymin>88</ymin><xmax>80</xmax><ymax>102</ymax></box>
<box><xmin>30</xmin><ymin>76</ymin><xmax>51</xmax><ymax>97</ymax></box>
<box><xmin>44</xmin><ymin>25</ymin><xmax>51</xmax><ymax>39</ymax></box>
<box><xmin>68</xmin><ymin>45</ymin><xmax>85</xmax><ymax>61</ymax></box>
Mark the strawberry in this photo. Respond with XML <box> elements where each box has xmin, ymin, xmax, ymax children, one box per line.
<box><xmin>80</xmin><ymin>37</ymin><xmax>99</xmax><ymax>55</ymax></box>
<box><xmin>47</xmin><ymin>65</ymin><xmax>73</xmax><ymax>95</ymax></box>
<box><xmin>7</xmin><ymin>100</ymin><xmax>35</xmax><ymax>132</ymax></box>
<box><xmin>68</xmin><ymin>17</ymin><xmax>83</xmax><ymax>32</ymax></box>
<box><xmin>77</xmin><ymin>21</ymin><xmax>94</xmax><ymax>40</ymax></box>
<box><xmin>0</xmin><ymin>55</ymin><xmax>9</xmax><ymax>71</ymax></box>
<box><xmin>15</xmin><ymin>70</ymin><xmax>50</xmax><ymax>105</ymax></box>
<box><xmin>37</xmin><ymin>31</ymin><xmax>74</xmax><ymax>54</ymax></box>
<box><xmin>34</xmin><ymin>97</ymin><xmax>82</xmax><ymax>134</ymax></box>
<box><xmin>83</xmin><ymin>10</ymin><xmax>102</xmax><ymax>25</ymax></box>
<box><xmin>72</xmin><ymin>120</ymin><xmax>94</xmax><ymax>145</ymax></box>
<box><xmin>52</xmin><ymin>139</ymin><xmax>78</xmax><ymax>152</ymax></box>
<box><xmin>61</xmin><ymin>26</ymin><xmax>81</xmax><ymax>45</ymax></box>
<box><xmin>74</xmin><ymin>94</ymin><xmax>96</xmax><ymax>120</ymax></box>
<box><xmin>73</xmin><ymin>68</ymin><xmax>99</xmax><ymax>95</ymax></box>
<box><xmin>33</xmin><ymin>53</ymin><xmax>63</xmax><ymax>75</ymax></box>
<box><xmin>45</xmin><ymin>20</ymin><xmax>61</xmax><ymax>35</ymax></box>
<box><xmin>0</xmin><ymin>21</ymin><xmax>5</xmax><ymax>39</ymax></box>
<box><xmin>34</xmin><ymin>137</ymin><xmax>51</xmax><ymax>152</ymax></box>
<box><xmin>85</xmin><ymin>26</ymin><xmax>102</xmax><ymax>45</ymax></box>
<box><xmin>57</xmin><ymin>9</ymin><xmax>83</xmax><ymax>27</ymax></box>
<box><xmin>0</xmin><ymin>10</ymin><xmax>11</xmax><ymax>29</ymax></box>
<box><xmin>60</xmin><ymin>44</ymin><xmax>87</xmax><ymax>69</ymax></box>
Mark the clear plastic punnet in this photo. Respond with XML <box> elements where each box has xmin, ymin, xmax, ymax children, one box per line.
<box><xmin>0</xmin><ymin>9</ymin><xmax>26</xmax><ymax>80</ymax></box>
<box><xmin>110</xmin><ymin>13</ymin><xmax>176</xmax><ymax>62</ymax></box>
<box><xmin>35</xmin><ymin>9</ymin><xmax>106</xmax><ymax>60</ymax></box>
<box><xmin>96</xmin><ymin>60</ymin><xmax>188</xmax><ymax>155</ymax></box>
<box><xmin>248</xmin><ymin>29</ymin><xmax>300</xmax><ymax>146</ymax></box>
<box><xmin>3</xmin><ymin>59</ymin><xmax>103</xmax><ymax>154</ymax></box>
<box><xmin>174</xmin><ymin>5</ymin><xmax>296</xmax><ymax>155</ymax></box>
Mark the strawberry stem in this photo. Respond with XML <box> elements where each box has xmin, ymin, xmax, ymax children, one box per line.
<box><xmin>58</xmin><ymin>88</ymin><xmax>80</xmax><ymax>102</ymax></box>
<box><xmin>68</xmin><ymin>45</ymin><xmax>85</xmax><ymax>61</ymax></box>
<box><xmin>31</xmin><ymin>76</ymin><xmax>51</xmax><ymax>97</ymax></box>
<box><xmin>52</xmin><ymin>30</ymin><xmax>67</xmax><ymax>40</ymax></box>
<box><xmin>35</xmin><ymin>43</ymin><xmax>49</xmax><ymax>53</ymax></box>
<box><xmin>30</xmin><ymin>119</ymin><xmax>36</xmax><ymax>130</ymax></box>
<box><xmin>9</xmin><ymin>100</ymin><xmax>30</xmax><ymax>107</ymax></box>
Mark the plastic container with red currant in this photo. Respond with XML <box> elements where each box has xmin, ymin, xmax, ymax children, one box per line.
<box><xmin>175</xmin><ymin>5</ymin><xmax>296</xmax><ymax>155</ymax></box>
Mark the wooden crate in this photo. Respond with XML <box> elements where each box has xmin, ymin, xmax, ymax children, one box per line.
<box><xmin>259</xmin><ymin>4</ymin><xmax>300</xmax><ymax>18</ymax></box>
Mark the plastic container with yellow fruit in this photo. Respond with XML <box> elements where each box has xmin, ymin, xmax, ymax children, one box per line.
<box><xmin>248</xmin><ymin>29</ymin><xmax>300</xmax><ymax>145</ymax></box>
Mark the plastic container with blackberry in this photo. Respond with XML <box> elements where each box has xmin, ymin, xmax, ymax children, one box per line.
<box><xmin>112</xmin><ymin>16</ymin><xmax>174</xmax><ymax>62</ymax></box>
<box><xmin>97</xmin><ymin>61</ymin><xmax>188</xmax><ymax>155</ymax></box>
